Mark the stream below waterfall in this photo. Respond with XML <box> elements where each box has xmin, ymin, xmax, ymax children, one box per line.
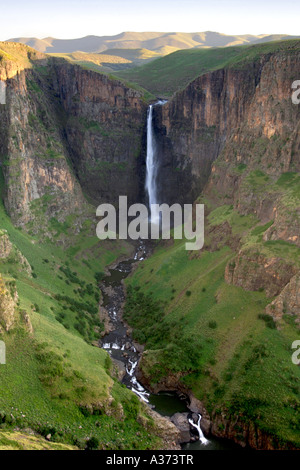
<box><xmin>99</xmin><ymin>240</ymin><xmax>241</xmax><ymax>451</ymax></box>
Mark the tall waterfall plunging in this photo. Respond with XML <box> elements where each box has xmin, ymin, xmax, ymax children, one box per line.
<box><xmin>145</xmin><ymin>105</ymin><xmax>157</xmax><ymax>223</ymax></box>
<box><xmin>145</xmin><ymin>100</ymin><xmax>166</xmax><ymax>224</ymax></box>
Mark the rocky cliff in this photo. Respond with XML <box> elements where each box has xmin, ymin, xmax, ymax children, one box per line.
<box><xmin>126</xmin><ymin>43</ymin><xmax>300</xmax><ymax>450</ymax></box>
<box><xmin>0</xmin><ymin>273</ymin><xmax>17</xmax><ymax>332</ymax></box>
<box><xmin>153</xmin><ymin>44</ymin><xmax>300</xmax><ymax>320</ymax></box>
<box><xmin>1</xmin><ymin>40</ymin><xmax>300</xmax><ymax>450</ymax></box>
<box><xmin>0</xmin><ymin>43</ymin><xmax>148</xmax><ymax>238</ymax></box>
<box><xmin>51</xmin><ymin>60</ymin><xmax>148</xmax><ymax>207</ymax></box>
<box><xmin>153</xmin><ymin>45</ymin><xmax>300</xmax><ymax>206</ymax></box>
<box><xmin>0</xmin><ymin>45</ymin><xmax>87</xmax><ymax>234</ymax></box>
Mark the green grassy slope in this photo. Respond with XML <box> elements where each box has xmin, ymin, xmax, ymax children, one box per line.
<box><xmin>116</xmin><ymin>40</ymin><xmax>300</xmax><ymax>97</ymax></box>
<box><xmin>0</xmin><ymin>169</ymin><xmax>162</xmax><ymax>450</ymax></box>
<box><xmin>48</xmin><ymin>49</ymin><xmax>161</xmax><ymax>73</ymax></box>
<box><xmin>49</xmin><ymin>51</ymin><xmax>132</xmax><ymax>73</ymax></box>
<box><xmin>125</xmin><ymin>194</ymin><xmax>300</xmax><ymax>447</ymax></box>
<box><xmin>0</xmin><ymin>430</ymin><xmax>77</xmax><ymax>450</ymax></box>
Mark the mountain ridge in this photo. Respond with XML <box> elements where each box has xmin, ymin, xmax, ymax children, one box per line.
<box><xmin>7</xmin><ymin>31</ymin><xmax>300</xmax><ymax>54</ymax></box>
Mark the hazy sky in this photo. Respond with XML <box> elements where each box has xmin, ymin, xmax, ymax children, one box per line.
<box><xmin>1</xmin><ymin>0</ymin><xmax>299</xmax><ymax>40</ymax></box>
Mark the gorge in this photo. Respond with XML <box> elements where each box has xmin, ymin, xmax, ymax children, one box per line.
<box><xmin>0</xmin><ymin>39</ymin><xmax>299</xmax><ymax>450</ymax></box>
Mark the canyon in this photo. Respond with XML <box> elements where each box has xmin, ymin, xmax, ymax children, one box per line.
<box><xmin>0</xmin><ymin>39</ymin><xmax>299</xmax><ymax>450</ymax></box>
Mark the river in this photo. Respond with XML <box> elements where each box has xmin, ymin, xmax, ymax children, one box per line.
<box><xmin>99</xmin><ymin>240</ymin><xmax>242</xmax><ymax>450</ymax></box>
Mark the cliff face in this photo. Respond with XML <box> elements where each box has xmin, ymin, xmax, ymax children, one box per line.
<box><xmin>127</xmin><ymin>46</ymin><xmax>300</xmax><ymax>451</ymax></box>
<box><xmin>266</xmin><ymin>273</ymin><xmax>300</xmax><ymax>324</ymax></box>
<box><xmin>0</xmin><ymin>45</ymin><xmax>147</xmax><ymax>237</ymax></box>
<box><xmin>153</xmin><ymin>48</ymin><xmax>300</xmax><ymax>320</ymax></box>
<box><xmin>0</xmin><ymin>274</ymin><xmax>17</xmax><ymax>333</ymax></box>
<box><xmin>52</xmin><ymin>62</ymin><xmax>148</xmax><ymax>207</ymax></box>
<box><xmin>0</xmin><ymin>52</ymin><xmax>87</xmax><ymax>233</ymax></box>
<box><xmin>154</xmin><ymin>50</ymin><xmax>300</xmax><ymax>205</ymax></box>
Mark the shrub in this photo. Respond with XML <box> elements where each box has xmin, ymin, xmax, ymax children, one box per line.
<box><xmin>258</xmin><ymin>313</ymin><xmax>276</xmax><ymax>329</ymax></box>
<box><xmin>86</xmin><ymin>437</ymin><xmax>99</xmax><ymax>450</ymax></box>
<box><xmin>95</xmin><ymin>272</ymin><xmax>105</xmax><ymax>283</ymax></box>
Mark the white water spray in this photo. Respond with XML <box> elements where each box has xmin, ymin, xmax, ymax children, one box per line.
<box><xmin>145</xmin><ymin>100</ymin><xmax>167</xmax><ymax>224</ymax></box>
<box><xmin>126</xmin><ymin>358</ymin><xmax>138</xmax><ymax>376</ymax></box>
<box><xmin>189</xmin><ymin>414</ymin><xmax>209</xmax><ymax>445</ymax></box>
<box><xmin>126</xmin><ymin>358</ymin><xmax>150</xmax><ymax>402</ymax></box>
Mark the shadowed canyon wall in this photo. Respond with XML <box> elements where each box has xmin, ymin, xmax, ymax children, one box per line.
<box><xmin>152</xmin><ymin>50</ymin><xmax>300</xmax><ymax>206</ymax></box>
<box><xmin>0</xmin><ymin>47</ymin><xmax>148</xmax><ymax>236</ymax></box>
<box><xmin>52</xmin><ymin>61</ymin><xmax>148</xmax><ymax>207</ymax></box>
<box><xmin>0</xmin><ymin>43</ymin><xmax>299</xmax><ymax>239</ymax></box>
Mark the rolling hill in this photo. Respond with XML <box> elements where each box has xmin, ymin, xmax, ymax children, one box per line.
<box><xmin>8</xmin><ymin>31</ymin><xmax>300</xmax><ymax>54</ymax></box>
<box><xmin>116</xmin><ymin>40</ymin><xmax>300</xmax><ymax>97</ymax></box>
<box><xmin>49</xmin><ymin>48</ymin><xmax>162</xmax><ymax>72</ymax></box>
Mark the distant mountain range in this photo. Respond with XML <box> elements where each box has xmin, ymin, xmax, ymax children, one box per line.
<box><xmin>7</xmin><ymin>31</ymin><xmax>300</xmax><ymax>55</ymax></box>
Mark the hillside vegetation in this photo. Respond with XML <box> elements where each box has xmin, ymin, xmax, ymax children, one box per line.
<box><xmin>49</xmin><ymin>48</ymin><xmax>162</xmax><ymax>73</ymax></box>
<box><xmin>122</xmin><ymin>39</ymin><xmax>300</xmax><ymax>448</ymax></box>
<box><xmin>0</xmin><ymin>169</ymin><xmax>165</xmax><ymax>449</ymax></box>
<box><xmin>0</xmin><ymin>42</ymin><xmax>168</xmax><ymax>451</ymax></box>
<box><xmin>117</xmin><ymin>40</ymin><xmax>300</xmax><ymax>97</ymax></box>
<box><xmin>125</xmin><ymin>179</ymin><xmax>300</xmax><ymax>448</ymax></box>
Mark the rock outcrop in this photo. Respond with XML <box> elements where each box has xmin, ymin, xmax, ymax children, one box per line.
<box><xmin>170</xmin><ymin>413</ymin><xmax>191</xmax><ymax>443</ymax></box>
<box><xmin>142</xmin><ymin>408</ymin><xmax>181</xmax><ymax>450</ymax></box>
<box><xmin>52</xmin><ymin>61</ymin><xmax>148</xmax><ymax>207</ymax></box>
<box><xmin>0</xmin><ymin>43</ymin><xmax>147</xmax><ymax>237</ymax></box>
<box><xmin>0</xmin><ymin>275</ymin><xmax>17</xmax><ymax>332</ymax></box>
<box><xmin>266</xmin><ymin>273</ymin><xmax>300</xmax><ymax>323</ymax></box>
<box><xmin>225</xmin><ymin>249</ymin><xmax>298</xmax><ymax>297</ymax></box>
<box><xmin>0</xmin><ymin>230</ymin><xmax>32</xmax><ymax>275</ymax></box>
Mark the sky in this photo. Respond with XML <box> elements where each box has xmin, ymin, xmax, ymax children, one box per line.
<box><xmin>1</xmin><ymin>0</ymin><xmax>299</xmax><ymax>40</ymax></box>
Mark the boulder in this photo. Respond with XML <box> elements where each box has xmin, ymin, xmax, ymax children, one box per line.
<box><xmin>170</xmin><ymin>413</ymin><xmax>191</xmax><ymax>444</ymax></box>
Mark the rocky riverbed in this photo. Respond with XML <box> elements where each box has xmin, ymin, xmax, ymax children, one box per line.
<box><xmin>98</xmin><ymin>240</ymin><xmax>241</xmax><ymax>450</ymax></box>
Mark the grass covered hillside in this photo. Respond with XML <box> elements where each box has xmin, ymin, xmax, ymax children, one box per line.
<box><xmin>9</xmin><ymin>31</ymin><xmax>300</xmax><ymax>55</ymax></box>
<box><xmin>0</xmin><ymin>171</ymin><xmax>168</xmax><ymax>449</ymax></box>
<box><xmin>49</xmin><ymin>48</ymin><xmax>162</xmax><ymax>73</ymax></box>
<box><xmin>123</xmin><ymin>41</ymin><xmax>300</xmax><ymax>447</ymax></box>
<box><xmin>0</xmin><ymin>42</ymin><xmax>174</xmax><ymax>451</ymax></box>
<box><xmin>0</xmin><ymin>170</ymin><xmax>173</xmax><ymax>449</ymax></box>
<box><xmin>117</xmin><ymin>40</ymin><xmax>300</xmax><ymax>97</ymax></box>
<box><xmin>125</xmin><ymin>183</ymin><xmax>300</xmax><ymax>449</ymax></box>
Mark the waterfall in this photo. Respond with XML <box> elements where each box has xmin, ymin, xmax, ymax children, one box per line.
<box><xmin>189</xmin><ymin>414</ymin><xmax>209</xmax><ymax>445</ymax></box>
<box><xmin>126</xmin><ymin>358</ymin><xmax>150</xmax><ymax>403</ymax></box>
<box><xmin>145</xmin><ymin>100</ymin><xmax>167</xmax><ymax>224</ymax></box>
